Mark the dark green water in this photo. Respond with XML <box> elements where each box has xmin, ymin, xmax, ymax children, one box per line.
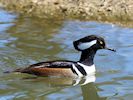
<box><xmin>0</xmin><ymin>9</ymin><xmax>132</xmax><ymax>100</ymax></box>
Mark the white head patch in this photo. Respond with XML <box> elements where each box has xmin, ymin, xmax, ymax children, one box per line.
<box><xmin>78</xmin><ymin>40</ymin><xmax>97</xmax><ymax>50</ymax></box>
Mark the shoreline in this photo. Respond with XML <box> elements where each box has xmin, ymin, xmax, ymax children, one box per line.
<box><xmin>0</xmin><ymin>0</ymin><xmax>133</xmax><ymax>27</ymax></box>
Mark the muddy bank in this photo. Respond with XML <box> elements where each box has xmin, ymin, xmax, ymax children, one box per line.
<box><xmin>0</xmin><ymin>0</ymin><xmax>133</xmax><ymax>22</ymax></box>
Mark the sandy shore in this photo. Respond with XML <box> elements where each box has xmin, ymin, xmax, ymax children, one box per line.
<box><xmin>0</xmin><ymin>0</ymin><xmax>133</xmax><ymax>22</ymax></box>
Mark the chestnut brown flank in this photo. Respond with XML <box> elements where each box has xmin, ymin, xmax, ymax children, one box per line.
<box><xmin>27</xmin><ymin>68</ymin><xmax>75</xmax><ymax>77</ymax></box>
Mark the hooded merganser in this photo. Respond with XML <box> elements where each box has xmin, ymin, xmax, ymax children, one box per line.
<box><xmin>13</xmin><ymin>35</ymin><xmax>116</xmax><ymax>77</ymax></box>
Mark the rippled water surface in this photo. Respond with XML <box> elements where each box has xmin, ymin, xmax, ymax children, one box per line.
<box><xmin>0</xmin><ymin>9</ymin><xmax>133</xmax><ymax>100</ymax></box>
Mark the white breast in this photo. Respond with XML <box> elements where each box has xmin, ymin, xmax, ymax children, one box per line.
<box><xmin>77</xmin><ymin>62</ymin><xmax>96</xmax><ymax>75</ymax></box>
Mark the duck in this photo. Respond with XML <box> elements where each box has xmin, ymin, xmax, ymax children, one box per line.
<box><xmin>13</xmin><ymin>35</ymin><xmax>116</xmax><ymax>77</ymax></box>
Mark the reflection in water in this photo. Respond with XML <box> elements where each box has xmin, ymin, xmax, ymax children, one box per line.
<box><xmin>21</xmin><ymin>74</ymin><xmax>106</xmax><ymax>100</ymax></box>
<box><xmin>1</xmin><ymin>73</ymin><xmax>98</xmax><ymax>99</ymax></box>
<box><xmin>25</xmin><ymin>75</ymin><xmax>96</xmax><ymax>86</ymax></box>
<box><xmin>81</xmin><ymin>83</ymin><xmax>107</xmax><ymax>100</ymax></box>
<box><xmin>21</xmin><ymin>74</ymin><xmax>107</xmax><ymax>100</ymax></box>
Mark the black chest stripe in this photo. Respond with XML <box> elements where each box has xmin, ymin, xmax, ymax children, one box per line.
<box><xmin>71</xmin><ymin>67</ymin><xmax>78</xmax><ymax>75</ymax></box>
<box><xmin>76</xmin><ymin>64</ymin><xmax>87</xmax><ymax>76</ymax></box>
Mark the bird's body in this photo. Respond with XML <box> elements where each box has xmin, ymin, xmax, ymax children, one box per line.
<box><xmin>13</xmin><ymin>35</ymin><xmax>115</xmax><ymax>77</ymax></box>
<box><xmin>15</xmin><ymin>60</ymin><xmax>95</xmax><ymax>77</ymax></box>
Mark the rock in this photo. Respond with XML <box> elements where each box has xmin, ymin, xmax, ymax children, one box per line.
<box><xmin>0</xmin><ymin>0</ymin><xmax>133</xmax><ymax>22</ymax></box>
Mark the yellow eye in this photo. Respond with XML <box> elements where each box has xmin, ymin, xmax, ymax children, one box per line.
<box><xmin>100</xmin><ymin>41</ymin><xmax>103</xmax><ymax>44</ymax></box>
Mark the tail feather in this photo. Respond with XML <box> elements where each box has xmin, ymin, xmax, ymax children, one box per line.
<box><xmin>4</xmin><ymin>68</ymin><xmax>24</xmax><ymax>73</ymax></box>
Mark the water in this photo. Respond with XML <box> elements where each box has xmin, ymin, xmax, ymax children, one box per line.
<box><xmin>0</xmin><ymin>9</ymin><xmax>133</xmax><ymax>100</ymax></box>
